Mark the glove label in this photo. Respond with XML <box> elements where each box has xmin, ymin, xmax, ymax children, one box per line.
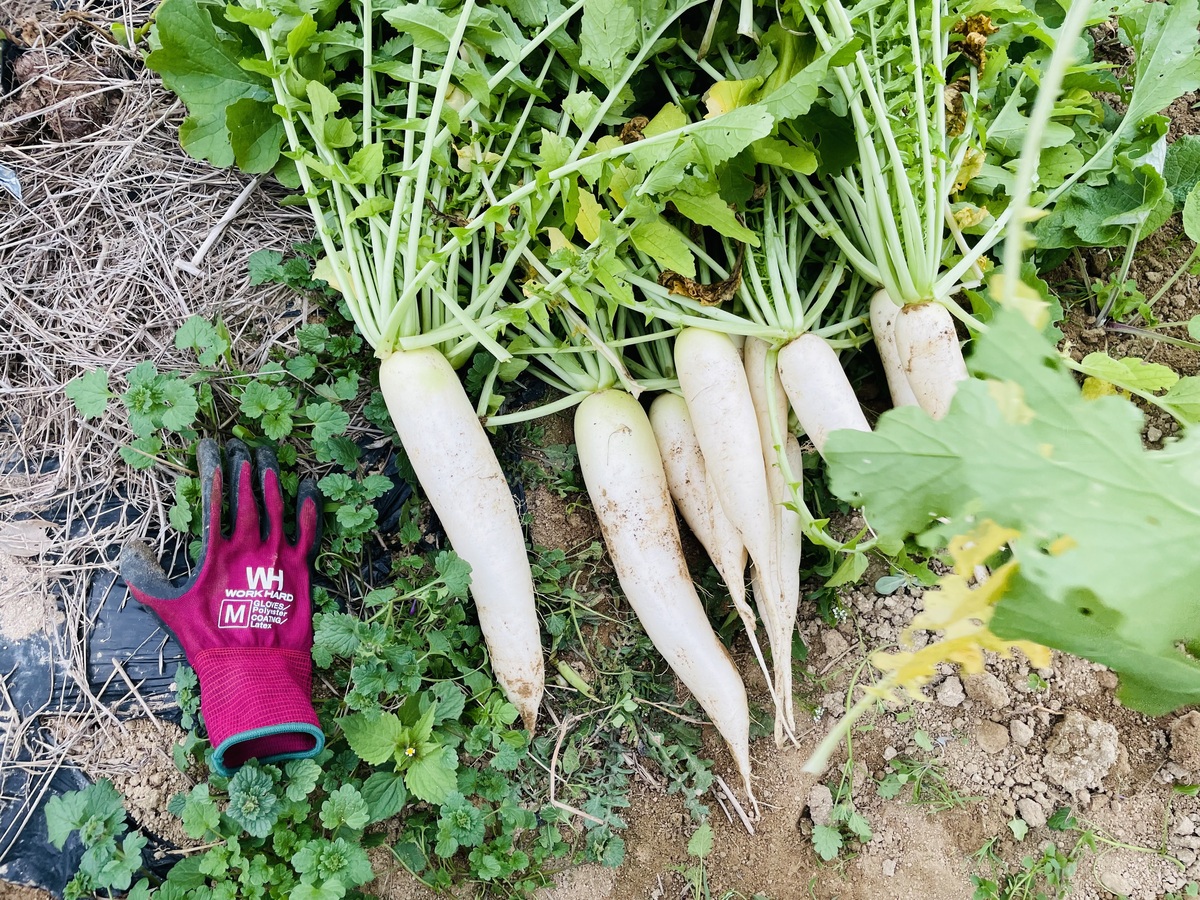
<box><xmin>218</xmin><ymin>567</ymin><xmax>295</xmax><ymax>630</ymax></box>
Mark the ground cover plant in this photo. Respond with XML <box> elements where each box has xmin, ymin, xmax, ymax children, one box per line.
<box><xmin>3</xmin><ymin>0</ymin><xmax>1199</xmax><ymax>896</ymax></box>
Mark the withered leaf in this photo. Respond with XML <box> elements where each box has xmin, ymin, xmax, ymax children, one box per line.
<box><xmin>658</xmin><ymin>245</ymin><xmax>745</xmax><ymax>306</ymax></box>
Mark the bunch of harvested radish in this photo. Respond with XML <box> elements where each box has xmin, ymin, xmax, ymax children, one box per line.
<box><xmin>488</xmin><ymin>299</ymin><xmax>760</xmax><ymax>809</ymax></box>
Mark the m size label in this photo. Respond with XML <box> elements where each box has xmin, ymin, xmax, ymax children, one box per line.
<box><xmin>217</xmin><ymin>567</ymin><xmax>295</xmax><ymax>629</ymax></box>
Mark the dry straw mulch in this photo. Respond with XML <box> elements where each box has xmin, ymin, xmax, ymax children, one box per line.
<box><xmin>1</xmin><ymin>0</ymin><xmax>315</xmax><ymax>871</ymax></box>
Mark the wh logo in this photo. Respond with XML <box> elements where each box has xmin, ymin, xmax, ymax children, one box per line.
<box><xmin>219</xmin><ymin>599</ymin><xmax>252</xmax><ymax>629</ymax></box>
<box><xmin>246</xmin><ymin>566</ymin><xmax>284</xmax><ymax>591</ymax></box>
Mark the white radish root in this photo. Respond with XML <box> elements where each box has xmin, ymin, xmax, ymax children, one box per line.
<box><xmin>575</xmin><ymin>389</ymin><xmax>757</xmax><ymax>807</ymax></box>
<box><xmin>649</xmin><ymin>392</ymin><xmax>781</xmax><ymax>731</ymax></box>
<box><xmin>776</xmin><ymin>333</ymin><xmax>870</xmax><ymax>457</ymax></box>
<box><xmin>893</xmin><ymin>300</ymin><xmax>968</xmax><ymax>420</ymax></box>
<box><xmin>675</xmin><ymin>328</ymin><xmax>786</xmax><ymax>696</ymax></box>
<box><xmin>379</xmin><ymin>348</ymin><xmax>544</xmax><ymax>732</ymax></box>
<box><xmin>743</xmin><ymin>339</ymin><xmax>803</xmax><ymax>745</ymax></box>
<box><xmin>869</xmin><ymin>290</ymin><xmax>920</xmax><ymax>409</ymax></box>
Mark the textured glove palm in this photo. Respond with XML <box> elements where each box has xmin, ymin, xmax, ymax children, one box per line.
<box><xmin>121</xmin><ymin>439</ymin><xmax>324</xmax><ymax>775</ymax></box>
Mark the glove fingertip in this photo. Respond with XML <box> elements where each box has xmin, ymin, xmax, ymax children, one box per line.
<box><xmin>294</xmin><ymin>478</ymin><xmax>323</xmax><ymax>556</ymax></box>
<box><xmin>119</xmin><ymin>541</ymin><xmax>174</xmax><ymax>601</ymax></box>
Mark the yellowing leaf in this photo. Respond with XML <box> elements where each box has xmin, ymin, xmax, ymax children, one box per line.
<box><xmin>703</xmin><ymin>79</ymin><xmax>761</xmax><ymax>118</ymax></box>
<box><xmin>953</xmin><ymin>204</ymin><xmax>989</xmax><ymax>229</ymax></box>
<box><xmin>988</xmin><ymin>272</ymin><xmax>1049</xmax><ymax>331</ymax></box>
<box><xmin>608</xmin><ymin>165</ymin><xmax>636</xmax><ymax>208</ymax></box>
<box><xmin>986</xmin><ymin>381</ymin><xmax>1035</xmax><ymax>425</ymax></box>
<box><xmin>576</xmin><ymin>192</ymin><xmax>604</xmax><ymax>243</ymax></box>
<box><xmin>953</xmin><ymin>147</ymin><xmax>984</xmax><ymax>193</ymax></box>
<box><xmin>1081</xmin><ymin>376</ymin><xmax>1120</xmax><ymax>400</ymax></box>
<box><xmin>947</xmin><ymin>520</ymin><xmax>1019</xmax><ymax>576</ymax></box>
<box><xmin>643</xmin><ymin>104</ymin><xmax>688</xmax><ymax>138</ymax></box>
<box><xmin>868</xmin><ymin>521</ymin><xmax>1049</xmax><ymax>701</ymax></box>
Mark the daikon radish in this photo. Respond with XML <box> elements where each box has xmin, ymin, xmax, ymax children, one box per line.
<box><xmin>892</xmin><ymin>300</ymin><xmax>968</xmax><ymax>420</ymax></box>
<box><xmin>674</xmin><ymin>328</ymin><xmax>786</xmax><ymax>684</ymax></box>
<box><xmin>575</xmin><ymin>388</ymin><xmax>756</xmax><ymax>806</ymax></box>
<box><xmin>380</xmin><ymin>348</ymin><xmax>543</xmax><ymax>731</ymax></box>
<box><xmin>776</xmin><ymin>333</ymin><xmax>870</xmax><ymax>457</ymax></box>
<box><xmin>649</xmin><ymin>392</ymin><xmax>784</xmax><ymax>732</ymax></box>
<box><xmin>869</xmin><ymin>290</ymin><xmax>920</xmax><ymax>409</ymax></box>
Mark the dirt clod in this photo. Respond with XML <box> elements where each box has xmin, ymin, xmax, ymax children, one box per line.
<box><xmin>935</xmin><ymin>676</ymin><xmax>965</xmax><ymax>707</ymax></box>
<box><xmin>1016</xmin><ymin>797</ymin><xmax>1048</xmax><ymax>827</ymax></box>
<box><xmin>1010</xmin><ymin>719</ymin><xmax>1035</xmax><ymax>747</ymax></box>
<box><xmin>976</xmin><ymin>721</ymin><xmax>1010</xmax><ymax>754</ymax></box>
<box><xmin>807</xmin><ymin>783</ymin><xmax>834</xmax><ymax>827</ymax></box>
<box><xmin>964</xmin><ymin>672</ymin><xmax>1011</xmax><ymax>710</ymax></box>
<box><xmin>1042</xmin><ymin>710</ymin><xmax>1121</xmax><ymax>792</ymax></box>
<box><xmin>1169</xmin><ymin>712</ymin><xmax>1200</xmax><ymax>773</ymax></box>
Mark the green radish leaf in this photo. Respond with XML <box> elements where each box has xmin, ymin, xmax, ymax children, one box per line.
<box><xmin>1008</xmin><ymin>818</ymin><xmax>1029</xmax><ymax>841</ymax></box>
<box><xmin>750</xmin><ymin>135</ymin><xmax>817</xmax><ymax>175</ymax></box>
<box><xmin>146</xmin><ymin>0</ymin><xmax>275</xmax><ymax>168</ymax></box>
<box><xmin>286</xmin><ymin>14</ymin><xmax>318</xmax><ymax>56</ymax></box>
<box><xmin>225</xmin><ymin>97</ymin><xmax>283</xmax><ymax>171</ymax></box>
<box><xmin>629</xmin><ymin>218</ymin><xmax>694</xmax><ymax>278</ymax></box>
<box><xmin>1162</xmin><ymin>376</ymin><xmax>1200</xmax><ymax>424</ymax></box>
<box><xmin>1189</xmin><ymin>316</ymin><xmax>1200</xmax><ymax>342</ymax></box>
<box><xmin>825</xmin><ymin>310</ymin><xmax>1200</xmax><ymax>715</ymax></box>
<box><xmin>1165</xmin><ymin>135</ymin><xmax>1200</xmax><ymax>206</ymax></box>
<box><xmin>1118</xmin><ymin>1</ymin><xmax>1200</xmax><ymax>142</ymax></box>
<box><xmin>668</xmin><ymin>189</ymin><xmax>759</xmax><ymax>244</ymax></box>
<box><xmin>65</xmin><ymin>369</ymin><xmax>112</xmax><ymax>419</ymax></box>
<box><xmin>1077</xmin><ymin>352</ymin><xmax>1179</xmax><ymax>392</ymax></box>
<box><xmin>1183</xmin><ymin>182</ymin><xmax>1200</xmax><ymax>243</ymax></box>
<box><xmin>578</xmin><ymin>0</ymin><xmax>639</xmax><ymax>89</ymax></box>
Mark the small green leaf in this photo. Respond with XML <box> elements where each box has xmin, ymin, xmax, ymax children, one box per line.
<box><xmin>1008</xmin><ymin>817</ymin><xmax>1029</xmax><ymax>840</ymax></box>
<box><xmin>248</xmin><ymin>249</ymin><xmax>284</xmax><ymax>285</ymax></box>
<box><xmin>360</xmin><ymin>771</ymin><xmax>407</xmax><ymax>824</ymax></box>
<box><xmin>687</xmin><ymin>821</ymin><xmax>713</xmax><ymax>859</ymax></box>
<box><xmin>306</xmin><ymin>402</ymin><xmax>350</xmax><ymax>443</ymax></box>
<box><xmin>339</xmin><ymin>712</ymin><xmax>404</xmax><ymax>765</ymax></box>
<box><xmin>1184</xmin><ymin>181</ymin><xmax>1200</xmax><ymax>243</ymax></box>
<box><xmin>179</xmin><ymin>784</ymin><xmax>221</xmax><ymax>839</ymax></box>
<box><xmin>434</xmin><ymin>550</ymin><xmax>472</xmax><ymax>599</ymax></box>
<box><xmin>811</xmin><ymin>824</ymin><xmax>843</xmax><ymax>861</ymax></box>
<box><xmin>825</xmin><ymin>551</ymin><xmax>869</xmax><ymax>588</ymax></box>
<box><xmin>64</xmin><ymin>369</ymin><xmax>112</xmax><ymax>419</ymax></box>
<box><xmin>285</xmin><ymin>758</ymin><xmax>322</xmax><ymax>801</ymax></box>
<box><xmin>320</xmin><ymin>784</ymin><xmax>370</xmax><ymax>831</ymax></box>
<box><xmin>225</xmin><ymin>766</ymin><xmax>280</xmax><ymax>838</ymax></box>
<box><xmin>120</xmin><ymin>434</ymin><xmax>164</xmax><ymax>469</ymax></box>
<box><xmin>404</xmin><ymin>746</ymin><xmax>458</xmax><ymax>804</ymax></box>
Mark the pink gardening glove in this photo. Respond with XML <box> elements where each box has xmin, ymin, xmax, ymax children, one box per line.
<box><xmin>120</xmin><ymin>439</ymin><xmax>324</xmax><ymax>775</ymax></box>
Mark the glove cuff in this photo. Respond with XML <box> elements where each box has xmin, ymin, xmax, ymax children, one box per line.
<box><xmin>192</xmin><ymin>647</ymin><xmax>324</xmax><ymax>776</ymax></box>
